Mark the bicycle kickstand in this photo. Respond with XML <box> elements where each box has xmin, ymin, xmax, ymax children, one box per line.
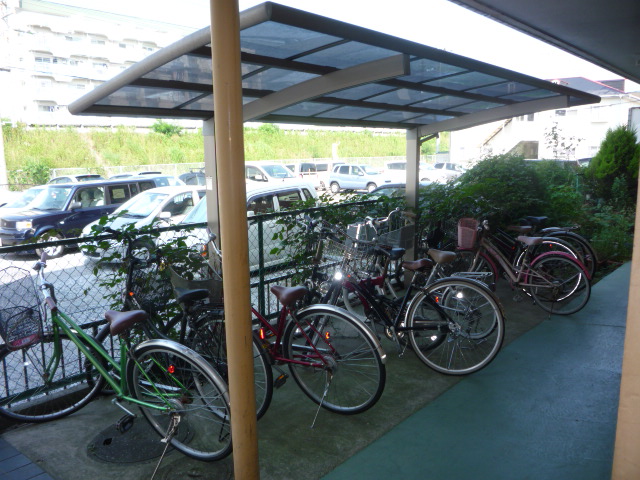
<box><xmin>151</xmin><ymin>413</ymin><xmax>181</xmax><ymax>480</ymax></box>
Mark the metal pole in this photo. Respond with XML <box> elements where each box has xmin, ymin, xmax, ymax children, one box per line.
<box><xmin>209</xmin><ymin>1</ymin><xmax>259</xmax><ymax>478</ymax></box>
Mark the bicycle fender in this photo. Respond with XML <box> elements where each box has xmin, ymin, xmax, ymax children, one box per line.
<box><xmin>130</xmin><ymin>338</ymin><xmax>230</xmax><ymax>395</ymax></box>
<box><xmin>295</xmin><ymin>304</ymin><xmax>387</xmax><ymax>364</ymax></box>
<box><xmin>530</xmin><ymin>251</ymin><xmax>591</xmax><ymax>280</ymax></box>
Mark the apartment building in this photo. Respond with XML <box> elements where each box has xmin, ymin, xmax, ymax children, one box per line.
<box><xmin>0</xmin><ymin>0</ymin><xmax>198</xmax><ymax>128</ymax></box>
<box><xmin>450</xmin><ymin>78</ymin><xmax>640</xmax><ymax>165</ymax></box>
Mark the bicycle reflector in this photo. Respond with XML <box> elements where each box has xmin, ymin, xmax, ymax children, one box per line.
<box><xmin>324</xmin><ymin>331</ymin><xmax>331</xmax><ymax>340</ymax></box>
<box><xmin>434</xmin><ymin>295</ymin><xmax>441</xmax><ymax>303</ymax></box>
<box><xmin>167</xmin><ymin>364</ymin><xmax>176</xmax><ymax>374</ymax></box>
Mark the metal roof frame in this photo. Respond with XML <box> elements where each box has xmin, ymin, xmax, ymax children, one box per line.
<box><xmin>69</xmin><ymin>2</ymin><xmax>600</xmax><ymax>135</ymax></box>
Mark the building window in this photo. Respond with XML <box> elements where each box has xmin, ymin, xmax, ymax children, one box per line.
<box><xmin>555</xmin><ymin>110</ymin><xmax>566</xmax><ymax>116</ymax></box>
<box><xmin>119</xmin><ymin>43</ymin><xmax>127</xmax><ymax>49</ymax></box>
<box><xmin>91</xmin><ymin>39</ymin><xmax>106</xmax><ymax>45</ymax></box>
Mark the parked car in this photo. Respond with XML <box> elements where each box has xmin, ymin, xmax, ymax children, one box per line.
<box><xmin>0</xmin><ymin>176</ymin><xmax>184</xmax><ymax>257</ymax></box>
<box><xmin>384</xmin><ymin>160</ymin><xmax>435</xmax><ymax>183</ymax></box>
<box><xmin>0</xmin><ymin>187</ymin><xmax>46</xmax><ymax>210</ymax></box>
<box><xmin>81</xmin><ymin>185</ymin><xmax>206</xmax><ymax>261</ymax></box>
<box><xmin>109</xmin><ymin>171</ymin><xmax>163</xmax><ymax>179</ymax></box>
<box><xmin>427</xmin><ymin>162</ymin><xmax>466</xmax><ymax>183</ymax></box>
<box><xmin>328</xmin><ymin>164</ymin><xmax>393</xmax><ymax>193</ymax></box>
<box><xmin>245</xmin><ymin>162</ymin><xmax>298</xmax><ymax>184</ymax></box>
<box><xmin>48</xmin><ymin>174</ymin><xmax>105</xmax><ymax>184</ymax></box>
<box><xmin>179</xmin><ymin>169</ymin><xmax>206</xmax><ymax>185</ymax></box>
<box><xmin>160</xmin><ymin>181</ymin><xmax>318</xmax><ymax>272</ymax></box>
<box><xmin>367</xmin><ymin>182</ymin><xmax>431</xmax><ymax>199</ymax></box>
<box><xmin>284</xmin><ymin>161</ymin><xmax>322</xmax><ymax>189</ymax></box>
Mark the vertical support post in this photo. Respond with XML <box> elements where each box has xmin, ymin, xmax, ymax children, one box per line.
<box><xmin>405</xmin><ymin>128</ymin><xmax>420</xmax><ymax>260</ymax></box>
<box><xmin>611</xmin><ymin>172</ymin><xmax>640</xmax><ymax>480</ymax></box>
<box><xmin>209</xmin><ymin>1</ymin><xmax>259</xmax><ymax>478</ymax></box>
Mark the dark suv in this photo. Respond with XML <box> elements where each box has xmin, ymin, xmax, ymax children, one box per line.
<box><xmin>0</xmin><ymin>175</ymin><xmax>178</xmax><ymax>257</ymax></box>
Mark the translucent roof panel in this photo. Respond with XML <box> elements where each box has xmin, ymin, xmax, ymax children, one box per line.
<box><xmin>69</xmin><ymin>2</ymin><xmax>600</xmax><ymax>132</ymax></box>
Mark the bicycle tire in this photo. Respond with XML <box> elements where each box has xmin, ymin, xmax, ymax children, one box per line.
<box><xmin>544</xmin><ymin>231</ymin><xmax>597</xmax><ymax>279</ymax></box>
<box><xmin>282</xmin><ymin>304</ymin><xmax>386</xmax><ymax>414</ymax></box>
<box><xmin>406</xmin><ymin>277</ymin><xmax>505</xmax><ymax>375</ymax></box>
<box><xmin>527</xmin><ymin>253</ymin><xmax>591</xmax><ymax>315</ymax></box>
<box><xmin>0</xmin><ymin>333</ymin><xmax>104</xmax><ymax>422</ymax></box>
<box><xmin>126</xmin><ymin>339</ymin><xmax>232</xmax><ymax>461</ymax></box>
<box><xmin>186</xmin><ymin>317</ymin><xmax>273</xmax><ymax>420</ymax></box>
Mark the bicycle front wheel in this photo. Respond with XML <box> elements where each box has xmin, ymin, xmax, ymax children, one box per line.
<box><xmin>528</xmin><ymin>253</ymin><xmax>591</xmax><ymax>315</ymax></box>
<box><xmin>0</xmin><ymin>333</ymin><xmax>104</xmax><ymax>422</ymax></box>
<box><xmin>283</xmin><ymin>305</ymin><xmax>386</xmax><ymax>414</ymax></box>
<box><xmin>126</xmin><ymin>339</ymin><xmax>232</xmax><ymax>461</ymax></box>
<box><xmin>407</xmin><ymin>278</ymin><xmax>505</xmax><ymax>375</ymax></box>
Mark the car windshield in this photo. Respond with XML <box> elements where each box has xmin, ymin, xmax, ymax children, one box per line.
<box><xmin>361</xmin><ymin>166</ymin><xmax>381</xmax><ymax>175</ymax></box>
<box><xmin>3</xmin><ymin>186</ymin><xmax>46</xmax><ymax>208</ymax></box>
<box><xmin>116</xmin><ymin>192</ymin><xmax>168</xmax><ymax>218</ymax></box>
<box><xmin>28</xmin><ymin>186</ymin><xmax>73</xmax><ymax>211</ymax></box>
<box><xmin>182</xmin><ymin>196</ymin><xmax>206</xmax><ymax>223</ymax></box>
<box><xmin>262</xmin><ymin>165</ymin><xmax>295</xmax><ymax>179</ymax></box>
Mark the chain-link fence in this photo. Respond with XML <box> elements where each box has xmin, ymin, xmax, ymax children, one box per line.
<box><xmin>2</xmin><ymin>199</ymin><xmax>410</xmax><ymax>408</ymax></box>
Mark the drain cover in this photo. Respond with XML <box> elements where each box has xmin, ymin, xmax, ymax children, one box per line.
<box><xmin>87</xmin><ymin>418</ymin><xmax>188</xmax><ymax>463</ymax></box>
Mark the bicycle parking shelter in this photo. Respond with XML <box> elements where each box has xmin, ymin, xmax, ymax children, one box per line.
<box><xmin>68</xmin><ymin>2</ymin><xmax>601</xmax><ymax>477</ymax></box>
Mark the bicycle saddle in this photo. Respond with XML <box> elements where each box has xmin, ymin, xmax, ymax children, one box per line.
<box><xmin>270</xmin><ymin>285</ymin><xmax>307</xmax><ymax>307</ymax></box>
<box><xmin>105</xmin><ymin>310</ymin><xmax>149</xmax><ymax>336</ymax></box>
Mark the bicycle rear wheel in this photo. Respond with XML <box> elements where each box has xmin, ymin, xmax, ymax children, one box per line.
<box><xmin>0</xmin><ymin>333</ymin><xmax>104</xmax><ymax>422</ymax></box>
<box><xmin>527</xmin><ymin>253</ymin><xmax>591</xmax><ymax>315</ymax></box>
<box><xmin>187</xmin><ymin>316</ymin><xmax>273</xmax><ymax>420</ymax></box>
<box><xmin>283</xmin><ymin>305</ymin><xmax>386</xmax><ymax>414</ymax></box>
<box><xmin>126</xmin><ymin>339</ymin><xmax>232</xmax><ymax>461</ymax></box>
<box><xmin>545</xmin><ymin>231</ymin><xmax>597</xmax><ymax>279</ymax></box>
<box><xmin>406</xmin><ymin>278</ymin><xmax>505</xmax><ymax>375</ymax></box>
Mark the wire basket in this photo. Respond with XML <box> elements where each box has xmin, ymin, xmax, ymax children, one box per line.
<box><xmin>0</xmin><ymin>307</ymin><xmax>43</xmax><ymax>351</ymax></box>
<box><xmin>458</xmin><ymin>218</ymin><xmax>479</xmax><ymax>249</ymax></box>
<box><xmin>128</xmin><ymin>260</ymin><xmax>174</xmax><ymax>314</ymax></box>
<box><xmin>169</xmin><ymin>266</ymin><xmax>223</xmax><ymax>303</ymax></box>
<box><xmin>322</xmin><ymin>238</ymin><xmax>377</xmax><ymax>278</ymax></box>
<box><xmin>378</xmin><ymin>224</ymin><xmax>415</xmax><ymax>249</ymax></box>
<box><xmin>0</xmin><ymin>266</ymin><xmax>43</xmax><ymax>350</ymax></box>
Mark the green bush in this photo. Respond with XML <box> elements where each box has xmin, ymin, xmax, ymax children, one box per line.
<box><xmin>585</xmin><ymin>125</ymin><xmax>639</xmax><ymax>206</ymax></box>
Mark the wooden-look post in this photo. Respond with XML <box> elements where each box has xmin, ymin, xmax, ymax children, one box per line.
<box><xmin>209</xmin><ymin>1</ymin><xmax>259</xmax><ymax>478</ymax></box>
<box><xmin>611</xmin><ymin>173</ymin><xmax>640</xmax><ymax>479</ymax></box>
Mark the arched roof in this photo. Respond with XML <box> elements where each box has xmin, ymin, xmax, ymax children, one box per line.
<box><xmin>69</xmin><ymin>2</ymin><xmax>599</xmax><ymax>135</ymax></box>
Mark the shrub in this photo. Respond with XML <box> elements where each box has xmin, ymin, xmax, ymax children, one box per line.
<box><xmin>585</xmin><ymin>125</ymin><xmax>639</xmax><ymax>206</ymax></box>
<box><xmin>151</xmin><ymin>120</ymin><xmax>183</xmax><ymax>137</ymax></box>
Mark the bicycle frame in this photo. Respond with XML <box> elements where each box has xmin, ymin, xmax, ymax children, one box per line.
<box><xmin>255</xmin><ymin>305</ymin><xmax>343</xmax><ymax>368</ymax></box>
<box><xmin>472</xmin><ymin>231</ymin><xmax>590</xmax><ymax>288</ymax></box>
<box><xmin>42</xmin><ymin>299</ymin><xmax>187</xmax><ymax>412</ymax></box>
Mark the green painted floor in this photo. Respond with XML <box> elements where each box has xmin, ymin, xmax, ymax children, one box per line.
<box><xmin>323</xmin><ymin>263</ymin><xmax>629</xmax><ymax>480</ymax></box>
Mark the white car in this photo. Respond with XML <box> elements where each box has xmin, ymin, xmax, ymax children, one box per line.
<box><xmin>245</xmin><ymin>161</ymin><xmax>299</xmax><ymax>184</ymax></box>
<box><xmin>384</xmin><ymin>160</ymin><xmax>435</xmax><ymax>183</ymax></box>
<box><xmin>81</xmin><ymin>185</ymin><xmax>206</xmax><ymax>261</ymax></box>
<box><xmin>160</xmin><ymin>181</ymin><xmax>319</xmax><ymax>272</ymax></box>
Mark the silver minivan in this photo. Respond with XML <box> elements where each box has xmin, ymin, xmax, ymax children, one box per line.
<box><xmin>328</xmin><ymin>164</ymin><xmax>392</xmax><ymax>193</ymax></box>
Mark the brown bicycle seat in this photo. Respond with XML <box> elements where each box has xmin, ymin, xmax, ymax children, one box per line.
<box><xmin>105</xmin><ymin>310</ymin><xmax>149</xmax><ymax>336</ymax></box>
<box><xmin>402</xmin><ymin>258</ymin><xmax>432</xmax><ymax>272</ymax></box>
<box><xmin>516</xmin><ymin>236</ymin><xmax>544</xmax><ymax>247</ymax></box>
<box><xmin>428</xmin><ymin>249</ymin><xmax>457</xmax><ymax>264</ymax></box>
<box><xmin>270</xmin><ymin>285</ymin><xmax>308</xmax><ymax>307</ymax></box>
<box><xmin>506</xmin><ymin>225</ymin><xmax>533</xmax><ymax>234</ymax></box>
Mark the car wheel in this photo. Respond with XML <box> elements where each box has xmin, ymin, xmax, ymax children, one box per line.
<box><xmin>366</xmin><ymin>183</ymin><xmax>377</xmax><ymax>193</ymax></box>
<box><xmin>330</xmin><ymin>182</ymin><xmax>340</xmax><ymax>194</ymax></box>
<box><xmin>35</xmin><ymin>232</ymin><xmax>65</xmax><ymax>258</ymax></box>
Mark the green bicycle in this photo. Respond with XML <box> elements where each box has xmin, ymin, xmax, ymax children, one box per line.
<box><xmin>0</xmin><ymin>253</ymin><xmax>232</xmax><ymax>461</ymax></box>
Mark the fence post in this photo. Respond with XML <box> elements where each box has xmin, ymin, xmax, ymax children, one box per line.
<box><xmin>257</xmin><ymin>216</ymin><xmax>266</xmax><ymax>315</ymax></box>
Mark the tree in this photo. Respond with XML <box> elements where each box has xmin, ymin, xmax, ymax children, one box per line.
<box><xmin>585</xmin><ymin>125</ymin><xmax>640</xmax><ymax>205</ymax></box>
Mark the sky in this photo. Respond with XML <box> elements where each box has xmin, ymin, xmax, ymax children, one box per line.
<box><xmin>49</xmin><ymin>0</ymin><xmax>622</xmax><ymax>83</ymax></box>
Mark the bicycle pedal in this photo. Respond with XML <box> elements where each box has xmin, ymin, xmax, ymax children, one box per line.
<box><xmin>274</xmin><ymin>373</ymin><xmax>289</xmax><ymax>389</ymax></box>
<box><xmin>116</xmin><ymin>414</ymin><xmax>135</xmax><ymax>434</ymax></box>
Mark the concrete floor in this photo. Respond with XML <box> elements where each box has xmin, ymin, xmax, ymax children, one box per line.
<box><xmin>0</xmin><ymin>263</ymin><xmax>628</xmax><ymax>480</ymax></box>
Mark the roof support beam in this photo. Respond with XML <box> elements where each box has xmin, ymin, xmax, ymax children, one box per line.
<box><xmin>416</xmin><ymin>95</ymin><xmax>584</xmax><ymax>136</ymax></box>
<box><xmin>242</xmin><ymin>54</ymin><xmax>410</xmax><ymax>121</ymax></box>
